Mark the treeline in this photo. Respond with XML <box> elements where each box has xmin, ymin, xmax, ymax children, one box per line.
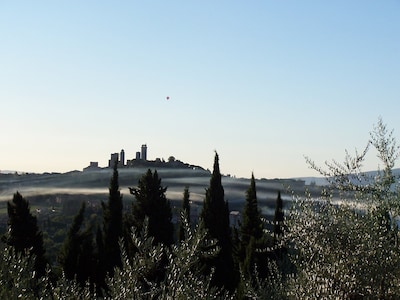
<box><xmin>2</xmin><ymin>118</ymin><xmax>400</xmax><ymax>299</ymax></box>
<box><xmin>1</xmin><ymin>153</ymin><xmax>287</xmax><ymax>299</ymax></box>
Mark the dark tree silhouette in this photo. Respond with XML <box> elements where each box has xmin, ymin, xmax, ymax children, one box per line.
<box><xmin>95</xmin><ymin>225</ymin><xmax>106</xmax><ymax>294</ymax></box>
<box><xmin>58</xmin><ymin>202</ymin><xmax>96</xmax><ymax>287</ymax></box>
<box><xmin>129</xmin><ymin>169</ymin><xmax>173</xmax><ymax>246</ymax></box>
<box><xmin>273</xmin><ymin>190</ymin><xmax>288</xmax><ymax>266</ymax></box>
<box><xmin>237</xmin><ymin>173</ymin><xmax>265</xmax><ymax>277</ymax></box>
<box><xmin>200</xmin><ymin>152</ymin><xmax>238</xmax><ymax>291</ymax></box>
<box><xmin>240</xmin><ymin>173</ymin><xmax>263</xmax><ymax>246</ymax></box>
<box><xmin>273</xmin><ymin>190</ymin><xmax>284</xmax><ymax>242</ymax></box>
<box><xmin>4</xmin><ymin>192</ymin><xmax>47</xmax><ymax>277</ymax></box>
<box><xmin>59</xmin><ymin>201</ymin><xmax>85</xmax><ymax>281</ymax></box>
<box><xmin>101</xmin><ymin>162</ymin><xmax>123</xmax><ymax>276</ymax></box>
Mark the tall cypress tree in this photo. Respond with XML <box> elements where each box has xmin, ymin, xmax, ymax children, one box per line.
<box><xmin>95</xmin><ymin>225</ymin><xmax>106</xmax><ymax>294</ymax></box>
<box><xmin>178</xmin><ymin>186</ymin><xmax>191</xmax><ymax>242</ymax></box>
<box><xmin>58</xmin><ymin>201</ymin><xmax>86</xmax><ymax>281</ymax></box>
<box><xmin>76</xmin><ymin>223</ymin><xmax>96</xmax><ymax>287</ymax></box>
<box><xmin>59</xmin><ymin>201</ymin><xmax>96</xmax><ymax>287</ymax></box>
<box><xmin>101</xmin><ymin>162</ymin><xmax>123</xmax><ymax>276</ymax></box>
<box><xmin>238</xmin><ymin>173</ymin><xmax>264</xmax><ymax>277</ymax></box>
<box><xmin>240</xmin><ymin>173</ymin><xmax>263</xmax><ymax>247</ymax></box>
<box><xmin>273</xmin><ymin>190</ymin><xmax>284</xmax><ymax>242</ymax></box>
<box><xmin>4</xmin><ymin>192</ymin><xmax>47</xmax><ymax>277</ymax></box>
<box><xmin>129</xmin><ymin>169</ymin><xmax>173</xmax><ymax>246</ymax></box>
<box><xmin>200</xmin><ymin>152</ymin><xmax>237</xmax><ymax>291</ymax></box>
<box><xmin>273</xmin><ymin>190</ymin><xmax>287</xmax><ymax>264</ymax></box>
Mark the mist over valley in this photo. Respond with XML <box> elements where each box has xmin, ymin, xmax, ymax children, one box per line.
<box><xmin>0</xmin><ymin>167</ymin><xmax>311</xmax><ymax>222</ymax></box>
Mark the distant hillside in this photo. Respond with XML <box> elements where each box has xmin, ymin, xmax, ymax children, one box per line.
<box><xmin>0</xmin><ymin>167</ymin><xmax>310</xmax><ymax>218</ymax></box>
<box><xmin>295</xmin><ymin>168</ymin><xmax>400</xmax><ymax>186</ymax></box>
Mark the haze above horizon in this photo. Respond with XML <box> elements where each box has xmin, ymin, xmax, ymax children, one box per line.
<box><xmin>1</xmin><ymin>1</ymin><xmax>399</xmax><ymax>179</ymax></box>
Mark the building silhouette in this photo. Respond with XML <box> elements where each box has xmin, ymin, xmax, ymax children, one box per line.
<box><xmin>108</xmin><ymin>153</ymin><xmax>119</xmax><ymax>168</ymax></box>
<box><xmin>83</xmin><ymin>161</ymin><xmax>100</xmax><ymax>171</ymax></box>
<box><xmin>84</xmin><ymin>144</ymin><xmax>151</xmax><ymax>170</ymax></box>
<box><xmin>120</xmin><ymin>149</ymin><xmax>125</xmax><ymax>167</ymax></box>
<box><xmin>141</xmin><ymin>144</ymin><xmax>147</xmax><ymax>161</ymax></box>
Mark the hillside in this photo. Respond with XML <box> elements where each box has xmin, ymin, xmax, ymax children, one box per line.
<box><xmin>0</xmin><ymin>167</ymin><xmax>308</xmax><ymax>217</ymax></box>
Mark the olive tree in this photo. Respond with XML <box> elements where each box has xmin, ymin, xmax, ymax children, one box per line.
<box><xmin>286</xmin><ymin>118</ymin><xmax>400</xmax><ymax>298</ymax></box>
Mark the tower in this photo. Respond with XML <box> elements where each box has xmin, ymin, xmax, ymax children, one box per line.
<box><xmin>109</xmin><ymin>153</ymin><xmax>119</xmax><ymax>168</ymax></box>
<box><xmin>120</xmin><ymin>149</ymin><xmax>125</xmax><ymax>167</ymax></box>
<box><xmin>141</xmin><ymin>144</ymin><xmax>147</xmax><ymax>161</ymax></box>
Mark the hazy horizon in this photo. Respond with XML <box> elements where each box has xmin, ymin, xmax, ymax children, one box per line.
<box><xmin>1</xmin><ymin>1</ymin><xmax>399</xmax><ymax>178</ymax></box>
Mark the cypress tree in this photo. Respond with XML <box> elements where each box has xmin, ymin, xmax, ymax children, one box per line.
<box><xmin>95</xmin><ymin>225</ymin><xmax>106</xmax><ymax>294</ymax></box>
<box><xmin>59</xmin><ymin>201</ymin><xmax>96</xmax><ymax>287</ymax></box>
<box><xmin>273</xmin><ymin>191</ymin><xmax>284</xmax><ymax>242</ymax></box>
<box><xmin>178</xmin><ymin>186</ymin><xmax>191</xmax><ymax>242</ymax></box>
<box><xmin>200</xmin><ymin>152</ymin><xmax>237</xmax><ymax>291</ymax></box>
<box><xmin>243</xmin><ymin>236</ymin><xmax>256</xmax><ymax>277</ymax></box>
<box><xmin>76</xmin><ymin>224</ymin><xmax>96</xmax><ymax>287</ymax></box>
<box><xmin>58</xmin><ymin>201</ymin><xmax>86</xmax><ymax>281</ymax></box>
<box><xmin>129</xmin><ymin>169</ymin><xmax>173</xmax><ymax>246</ymax></box>
<box><xmin>4</xmin><ymin>192</ymin><xmax>47</xmax><ymax>277</ymax></box>
<box><xmin>238</xmin><ymin>173</ymin><xmax>265</xmax><ymax>277</ymax></box>
<box><xmin>101</xmin><ymin>161</ymin><xmax>123</xmax><ymax>276</ymax></box>
<box><xmin>240</xmin><ymin>173</ymin><xmax>263</xmax><ymax>248</ymax></box>
<box><xmin>273</xmin><ymin>190</ymin><xmax>287</xmax><ymax>265</ymax></box>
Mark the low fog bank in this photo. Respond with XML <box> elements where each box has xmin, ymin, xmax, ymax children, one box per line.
<box><xmin>0</xmin><ymin>168</ymin><xmax>314</xmax><ymax>218</ymax></box>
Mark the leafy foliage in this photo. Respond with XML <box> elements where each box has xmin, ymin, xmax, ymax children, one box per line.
<box><xmin>305</xmin><ymin>117</ymin><xmax>399</xmax><ymax>203</ymax></box>
<box><xmin>0</xmin><ymin>246</ymin><xmax>94</xmax><ymax>299</ymax></box>
<box><xmin>0</xmin><ymin>246</ymin><xmax>42</xmax><ymax>299</ymax></box>
<box><xmin>288</xmin><ymin>197</ymin><xmax>400</xmax><ymax>298</ymax></box>
<box><xmin>178</xmin><ymin>186</ymin><xmax>191</xmax><ymax>242</ymax></box>
<box><xmin>242</xmin><ymin>261</ymin><xmax>288</xmax><ymax>300</ymax></box>
<box><xmin>107</xmin><ymin>217</ymin><xmax>230</xmax><ymax>299</ymax></box>
<box><xmin>287</xmin><ymin>118</ymin><xmax>400</xmax><ymax>298</ymax></box>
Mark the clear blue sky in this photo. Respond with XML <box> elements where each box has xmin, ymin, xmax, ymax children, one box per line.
<box><xmin>1</xmin><ymin>1</ymin><xmax>399</xmax><ymax>178</ymax></box>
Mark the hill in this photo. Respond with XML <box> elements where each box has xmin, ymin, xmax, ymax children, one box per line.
<box><xmin>0</xmin><ymin>167</ymin><xmax>308</xmax><ymax>217</ymax></box>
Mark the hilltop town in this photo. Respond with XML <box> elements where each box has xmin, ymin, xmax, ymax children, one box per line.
<box><xmin>83</xmin><ymin>144</ymin><xmax>206</xmax><ymax>172</ymax></box>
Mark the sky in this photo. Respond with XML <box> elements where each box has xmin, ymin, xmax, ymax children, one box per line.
<box><xmin>0</xmin><ymin>1</ymin><xmax>399</xmax><ymax>179</ymax></box>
